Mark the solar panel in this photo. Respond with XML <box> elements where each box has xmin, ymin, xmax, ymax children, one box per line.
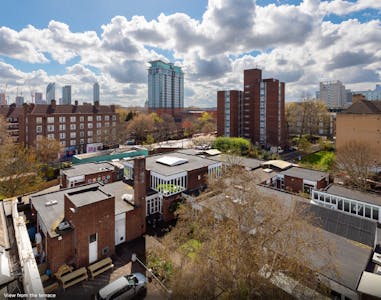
<box><xmin>156</xmin><ymin>156</ymin><xmax>189</xmax><ymax>166</ymax></box>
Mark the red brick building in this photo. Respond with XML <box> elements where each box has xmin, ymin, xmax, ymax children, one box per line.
<box><xmin>217</xmin><ymin>69</ymin><xmax>286</xmax><ymax>147</ymax></box>
<box><xmin>30</xmin><ymin>158</ymin><xmax>147</xmax><ymax>272</ymax></box>
<box><xmin>0</xmin><ymin>100</ymin><xmax>119</xmax><ymax>156</ymax></box>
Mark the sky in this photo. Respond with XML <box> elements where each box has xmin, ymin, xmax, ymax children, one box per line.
<box><xmin>0</xmin><ymin>0</ymin><xmax>380</xmax><ymax>107</ymax></box>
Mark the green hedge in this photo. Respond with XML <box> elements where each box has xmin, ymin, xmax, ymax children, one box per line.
<box><xmin>212</xmin><ymin>137</ymin><xmax>251</xmax><ymax>156</ymax></box>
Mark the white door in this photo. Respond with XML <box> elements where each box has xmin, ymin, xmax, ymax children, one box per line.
<box><xmin>115</xmin><ymin>214</ymin><xmax>126</xmax><ymax>246</ymax></box>
<box><xmin>89</xmin><ymin>233</ymin><xmax>98</xmax><ymax>264</ymax></box>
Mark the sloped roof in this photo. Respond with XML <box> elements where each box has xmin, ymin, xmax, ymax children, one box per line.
<box><xmin>342</xmin><ymin>100</ymin><xmax>381</xmax><ymax>114</ymax></box>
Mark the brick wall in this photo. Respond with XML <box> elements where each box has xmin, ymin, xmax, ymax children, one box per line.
<box><xmin>187</xmin><ymin>167</ymin><xmax>208</xmax><ymax>192</ymax></box>
<box><xmin>64</xmin><ymin>194</ymin><xmax>115</xmax><ymax>268</ymax></box>
<box><xmin>46</xmin><ymin>231</ymin><xmax>75</xmax><ymax>273</ymax></box>
<box><xmin>162</xmin><ymin>194</ymin><xmax>182</xmax><ymax>222</ymax></box>
<box><xmin>61</xmin><ymin>169</ymin><xmax>118</xmax><ymax>188</ymax></box>
<box><xmin>284</xmin><ymin>175</ymin><xmax>303</xmax><ymax>193</ymax></box>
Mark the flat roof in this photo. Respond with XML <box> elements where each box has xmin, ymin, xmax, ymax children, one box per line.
<box><xmin>280</xmin><ymin>167</ymin><xmax>328</xmax><ymax>182</ymax></box>
<box><xmin>31</xmin><ymin>183</ymin><xmax>99</xmax><ymax>238</ymax></box>
<box><xmin>31</xmin><ymin>181</ymin><xmax>136</xmax><ymax>238</ymax></box>
<box><xmin>357</xmin><ymin>271</ymin><xmax>381</xmax><ymax>297</ymax></box>
<box><xmin>326</xmin><ymin>184</ymin><xmax>381</xmax><ymax>206</ymax></box>
<box><xmin>62</xmin><ymin>162</ymin><xmax>115</xmax><ymax>178</ymax></box>
<box><xmin>210</xmin><ymin>154</ymin><xmax>263</xmax><ymax>170</ymax></box>
<box><xmin>67</xmin><ymin>188</ymin><xmax>111</xmax><ymax>208</ymax></box>
<box><xmin>261</xmin><ymin>160</ymin><xmax>293</xmax><ymax>170</ymax></box>
<box><xmin>99</xmin><ymin>181</ymin><xmax>134</xmax><ymax>215</ymax></box>
<box><xmin>146</xmin><ymin>152</ymin><xmax>220</xmax><ymax>176</ymax></box>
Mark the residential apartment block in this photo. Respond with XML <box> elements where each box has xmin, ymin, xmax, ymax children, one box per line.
<box><xmin>217</xmin><ymin>68</ymin><xmax>286</xmax><ymax>147</ymax></box>
<box><xmin>336</xmin><ymin>100</ymin><xmax>381</xmax><ymax>163</ymax></box>
<box><xmin>0</xmin><ymin>100</ymin><xmax>118</xmax><ymax>156</ymax></box>
<box><xmin>318</xmin><ymin>80</ymin><xmax>352</xmax><ymax>109</ymax></box>
<box><xmin>353</xmin><ymin>84</ymin><xmax>381</xmax><ymax>101</ymax></box>
<box><xmin>148</xmin><ymin>60</ymin><xmax>184</xmax><ymax>117</ymax></box>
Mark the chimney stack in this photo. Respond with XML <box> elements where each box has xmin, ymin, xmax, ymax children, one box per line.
<box><xmin>51</xmin><ymin>99</ymin><xmax>56</xmax><ymax>109</ymax></box>
<box><xmin>133</xmin><ymin>156</ymin><xmax>146</xmax><ymax>208</ymax></box>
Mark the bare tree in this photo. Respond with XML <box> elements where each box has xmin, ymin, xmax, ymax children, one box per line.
<box><xmin>162</xmin><ymin>166</ymin><xmax>335</xmax><ymax>299</ymax></box>
<box><xmin>34</xmin><ymin>136</ymin><xmax>61</xmax><ymax>164</ymax></box>
<box><xmin>126</xmin><ymin>113</ymin><xmax>154</xmax><ymax>143</ymax></box>
<box><xmin>335</xmin><ymin>140</ymin><xmax>378</xmax><ymax>191</ymax></box>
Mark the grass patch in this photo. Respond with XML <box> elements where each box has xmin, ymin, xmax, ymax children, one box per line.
<box><xmin>301</xmin><ymin>151</ymin><xmax>335</xmax><ymax>172</ymax></box>
<box><xmin>179</xmin><ymin>239</ymin><xmax>201</xmax><ymax>259</ymax></box>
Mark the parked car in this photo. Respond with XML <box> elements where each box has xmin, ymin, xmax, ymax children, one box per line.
<box><xmin>95</xmin><ymin>273</ymin><xmax>147</xmax><ymax>300</ymax></box>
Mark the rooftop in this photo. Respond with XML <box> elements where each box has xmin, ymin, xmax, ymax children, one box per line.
<box><xmin>62</xmin><ymin>162</ymin><xmax>115</xmax><ymax>178</ymax></box>
<box><xmin>341</xmin><ymin>100</ymin><xmax>381</xmax><ymax>114</ymax></box>
<box><xmin>325</xmin><ymin>184</ymin><xmax>381</xmax><ymax>207</ymax></box>
<box><xmin>211</xmin><ymin>154</ymin><xmax>263</xmax><ymax>170</ymax></box>
<box><xmin>280</xmin><ymin>167</ymin><xmax>328</xmax><ymax>182</ymax></box>
<box><xmin>67</xmin><ymin>188</ymin><xmax>111</xmax><ymax>208</ymax></box>
<box><xmin>99</xmin><ymin>181</ymin><xmax>134</xmax><ymax>215</ymax></box>
<box><xmin>261</xmin><ymin>160</ymin><xmax>293</xmax><ymax>171</ymax></box>
<box><xmin>146</xmin><ymin>152</ymin><xmax>220</xmax><ymax>176</ymax></box>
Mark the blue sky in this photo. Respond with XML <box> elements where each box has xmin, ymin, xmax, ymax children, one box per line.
<box><xmin>0</xmin><ymin>0</ymin><xmax>380</xmax><ymax>107</ymax></box>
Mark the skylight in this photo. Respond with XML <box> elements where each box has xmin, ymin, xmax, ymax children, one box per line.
<box><xmin>156</xmin><ymin>156</ymin><xmax>188</xmax><ymax>166</ymax></box>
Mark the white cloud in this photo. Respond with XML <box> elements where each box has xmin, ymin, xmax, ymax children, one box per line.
<box><xmin>0</xmin><ymin>0</ymin><xmax>380</xmax><ymax>106</ymax></box>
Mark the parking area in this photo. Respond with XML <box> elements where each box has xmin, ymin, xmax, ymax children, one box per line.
<box><xmin>53</xmin><ymin>237</ymin><xmax>166</xmax><ymax>300</ymax></box>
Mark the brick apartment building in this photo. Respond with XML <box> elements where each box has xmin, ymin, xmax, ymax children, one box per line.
<box><xmin>30</xmin><ymin>157</ymin><xmax>147</xmax><ymax>272</ymax></box>
<box><xmin>336</xmin><ymin>100</ymin><xmax>381</xmax><ymax>164</ymax></box>
<box><xmin>0</xmin><ymin>100</ymin><xmax>119</xmax><ymax>156</ymax></box>
<box><xmin>217</xmin><ymin>69</ymin><xmax>286</xmax><ymax>147</ymax></box>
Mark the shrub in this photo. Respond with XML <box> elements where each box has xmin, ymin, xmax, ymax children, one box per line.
<box><xmin>213</xmin><ymin>137</ymin><xmax>251</xmax><ymax>156</ymax></box>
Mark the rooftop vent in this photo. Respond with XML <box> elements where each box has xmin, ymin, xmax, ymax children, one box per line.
<box><xmin>45</xmin><ymin>200</ymin><xmax>58</xmax><ymax>207</ymax></box>
<box><xmin>122</xmin><ymin>193</ymin><xmax>133</xmax><ymax>202</ymax></box>
<box><xmin>156</xmin><ymin>156</ymin><xmax>188</xmax><ymax>166</ymax></box>
<box><xmin>58</xmin><ymin>221</ymin><xmax>71</xmax><ymax>231</ymax></box>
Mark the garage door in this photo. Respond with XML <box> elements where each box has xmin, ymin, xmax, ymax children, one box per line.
<box><xmin>115</xmin><ymin>213</ymin><xmax>126</xmax><ymax>246</ymax></box>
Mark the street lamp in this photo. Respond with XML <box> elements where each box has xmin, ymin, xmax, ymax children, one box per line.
<box><xmin>131</xmin><ymin>253</ymin><xmax>172</xmax><ymax>296</ymax></box>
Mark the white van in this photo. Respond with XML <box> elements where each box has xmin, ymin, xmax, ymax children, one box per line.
<box><xmin>96</xmin><ymin>273</ymin><xmax>147</xmax><ymax>300</ymax></box>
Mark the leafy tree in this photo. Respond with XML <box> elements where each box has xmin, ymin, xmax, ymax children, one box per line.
<box><xmin>126</xmin><ymin>113</ymin><xmax>154</xmax><ymax>143</ymax></box>
<box><xmin>335</xmin><ymin>141</ymin><xmax>378</xmax><ymax>191</ymax></box>
<box><xmin>34</xmin><ymin>136</ymin><xmax>61</xmax><ymax>164</ymax></box>
<box><xmin>212</xmin><ymin>137</ymin><xmax>251</xmax><ymax>156</ymax></box>
<box><xmin>196</xmin><ymin>112</ymin><xmax>216</xmax><ymax>134</ymax></box>
<box><xmin>163</xmin><ymin>166</ymin><xmax>334</xmax><ymax>299</ymax></box>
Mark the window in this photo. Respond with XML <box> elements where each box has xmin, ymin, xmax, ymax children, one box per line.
<box><xmin>59</xmin><ymin>116</ymin><xmax>66</xmax><ymax>123</ymax></box>
<box><xmin>70</xmin><ymin>140</ymin><xmax>76</xmax><ymax>146</ymax></box>
<box><xmin>70</xmin><ymin>124</ymin><xmax>76</xmax><ymax>130</ymax></box>
<box><xmin>80</xmin><ymin>139</ymin><xmax>84</xmax><ymax>145</ymax></box>
<box><xmin>88</xmin><ymin>116</ymin><xmax>93</xmax><ymax>121</ymax></box>
<box><xmin>338</xmin><ymin>199</ymin><xmax>343</xmax><ymax>210</ymax></box>
<box><xmin>60</xmin><ymin>141</ymin><xmax>66</xmax><ymax>147</ymax></box>
<box><xmin>47</xmin><ymin>117</ymin><xmax>54</xmax><ymax>123</ymax></box>
<box><xmin>112</xmin><ymin>122</ymin><xmax>116</xmax><ymax>127</ymax></box>
<box><xmin>80</xmin><ymin>131</ymin><xmax>84</xmax><ymax>138</ymax></box>
<box><xmin>47</xmin><ymin>125</ymin><xmax>54</xmax><ymax>132</ymax></box>
<box><xmin>344</xmin><ymin>201</ymin><xmax>350</xmax><ymax>212</ymax></box>
<box><xmin>70</xmin><ymin>132</ymin><xmax>76</xmax><ymax>138</ymax></box>
<box><xmin>88</xmin><ymin>123</ymin><xmax>93</xmax><ymax>129</ymax></box>
<box><xmin>112</xmin><ymin>115</ymin><xmax>116</xmax><ymax>121</ymax></box>
<box><xmin>96</xmin><ymin>115</ymin><xmax>102</xmax><ymax>121</ymax></box>
<box><xmin>87</xmin><ymin>137</ymin><xmax>93</xmax><ymax>143</ymax></box>
<box><xmin>87</xmin><ymin>131</ymin><xmax>93</xmax><ymax>137</ymax></box>
<box><xmin>97</xmin><ymin>130</ymin><xmax>101</xmax><ymax>136</ymax></box>
<box><xmin>47</xmin><ymin>133</ymin><xmax>55</xmax><ymax>140</ymax></box>
<box><xmin>373</xmin><ymin>208</ymin><xmax>379</xmax><ymax>221</ymax></box>
<box><xmin>36</xmin><ymin>135</ymin><xmax>43</xmax><ymax>141</ymax></box>
<box><xmin>105</xmin><ymin>115</ymin><xmax>110</xmax><ymax>121</ymax></box>
<box><xmin>79</xmin><ymin>116</ymin><xmax>84</xmax><ymax>122</ymax></box>
<box><xmin>59</xmin><ymin>133</ymin><xmax>66</xmax><ymax>140</ymax></box>
<box><xmin>36</xmin><ymin>117</ymin><xmax>42</xmax><ymax>124</ymax></box>
<box><xmin>79</xmin><ymin>123</ymin><xmax>84</xmax><ymax>129</ymax></box>
<box><xmin>36</xmin><ymin>125</ymin><xmax>42</xmax><ymax>133</ymax></box>
<box><xmin>59</xmin><ymin>124</ymin><xmax>65</xmax><ymax>131</ymax></box>
<box><xmin>105</xmin><ymin>122</ymin><xmax>110</xmax><ymax>128</ymax></box>
<box><xmin>365</xmin><ymin>206</ymin><xmax>371</xmax><ymax>218</ymax></box>
<box><xmin>70</xmin><ymin>116</ymin><xmax>76</xmax><ymax>122</ymax></box>
<box><xmin>96</xmin><ymin>122</ymin><xmax>102</xmax><ymax>128</ymax></box>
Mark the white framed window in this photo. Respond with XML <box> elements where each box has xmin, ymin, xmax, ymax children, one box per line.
<box><xmin>80</xmin><ymin>139</ymin><xmax>84</xmax><ymax>145</ymax></box>
<box><xmin>105</xmin><ymin>115</ymin><xmax>110</xmax><ymax>121</ymax></box>
<box><xmin>47</xmin><ymin>133</ymin><xmax>55</xmax><ymax>140</ymax></box>
<box><xmin>87</xmin><ymin>116</ymin><xmax>93</xmax><ymax>122</ymax></box>
<box><xmin>96</xmin><ymin>129</ymin><xmax>101</xmax><ymax>136</ymax></box>
<box><xmin>87</xmin><ymin>137</ymin><xmax>93</xmax><ymax>143</ymax></box>
<box><xmin>88</xmin><ymin>123</ymin><xmax>93</xmax><ymax>129</ymax></box>
<box><xmin>70</xmin><ymin>124</ymin><xmax>76</xmax><ymax>130</ymax></box>
<box><xmin>59</xmin><ymin>124</ymin><xmax>66</xmax><ymax>131</ymax></box>
<box><xmin>105</xmin><ymin>122</ymin><xmax>110</xmax><ymax>128</ymax></box>
<box><xmin>36</xmin><ymin>125</ymin><xmax>42</xmax><ymax>133</ymax></box>
<box><xmin>96</xmin><ymin>122</ymin><xmax>102</xmax><ymax>128</ymax></box>
<box><xmin>47</xmin><ymin>117</ymin><xmax>54</xmax><ymax>123</ymax></box>
<box><xmin>36</xmin><ymin>134</ymin><xmax>43</xmax><ymax>141</ymax></box>
<box><xmin>80</xmin><ymin>131</ymin><xmax>84</xmax><ymax>138</ymax></box>
<box><xmin>96</xmin><ymin>115</ymin><xmax>102</xmax><ymax>121</ymax></box>
<box><xmin>36</xmin><ymin>117</ymin><xmax>42</xmax><ymax>124</ymax></box>
<box><xmin>112</xmin><ymin>115</ymin><xmax>116</xmax><ymax>121</ymax></box>
<box><xmin>79</xmin><ymin>116</ymin><xmax>84</xmax><ymax>122</ymax></box>
<box><xmin>70</xmin><ymin>132</ymin><xmax>76</xmax><ymax>138</ymax></box>
<box><xmin>59</xmin><ymin>116</ymin><xmax>66</xmax><ymax>123</ymax></box>
<box><xmin>59</xmin><ymin>132</ymin><xmax>66</xmax><ymax>140</ymax></box>
<box><xmin>47</xmin><ymin>125</ymin><xmax>54</xmax><ymax>132</ymax></box>
<box><xmin>79</xmin><ymin>123</ymin><xmax>84</xmax><ymax>129</ymax></box>
<box><xmin>87</xmin><ymin>131</ymin><xmax>93</xmax><ymax>137</ymax></box>
<box><xmin>70</xmin><ymin>116</ymin><xmax>76</xmax><ymax>122</ymax></box>
<box><xmin>70</xmin><ymin>140</ymin><xmax>76</xmax><ymax>146</ymax></box>
<box><xmin>112</xmin><ymin>122</ymin><xmax>116</xmax><ymax>127</ymax></box>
